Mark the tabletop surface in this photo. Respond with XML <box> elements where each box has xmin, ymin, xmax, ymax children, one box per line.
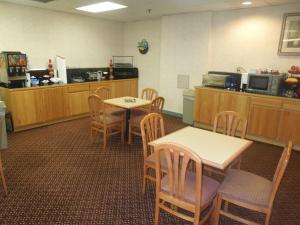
<box><xmin>149</xmin><ymin>126</ymin><xmax>253</xmax><ymax>170</ymax></box>
<box><xmin>104</xmin><ymin>96</ymin><xmax>151</xmax><ymax>109</ymax></box>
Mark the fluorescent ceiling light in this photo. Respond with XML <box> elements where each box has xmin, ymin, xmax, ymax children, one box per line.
<box><xmin>242</xmin><ymin>1</ymin><xmax>252</xmax><ymax>5</ymax></box>
<box><xmin>76</xmin><ymin>1</ymin><xmax>127</xmax><ymax>13</ymax></box>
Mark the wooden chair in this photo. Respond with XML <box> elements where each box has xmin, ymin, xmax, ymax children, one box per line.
<box><xmin>128</xmin><ymin>97</ymin><xmax>164</xmax><ymax>144</ymax></box>
<box><xmin>140</xmin><ymin>113</ymin><xmax>166</xmax><ymax>194</ymax></box>
<box><xmin>141</xmin><ymin>88</ymin><xmax>158</xmax><ymax>100</ymax></box>
<box><xmin>0</xmin><ymin>152</ymin><xmax>7</xmax><ymax>194</ymax></box>
<box><xmin>93</xmin><ymin>86</ymin><xmax>125</xmax><ymax>115</ymax></box>
<box><xmin>213</xmin><ymin>111</ymin><xmax>247</xmax><ymax>139</ymax></box>
<box><xmin>213</xmin><ymin>141</ymin><xmax>293</xmax><ymax>225</ymax></box>
<box><xmin>88</xmin><ymin>94</ymin><xmax>125</xmax><ymax>150</ymax></box>
<box><xmin>154</xmin><ymin>143</ymin><xmax>220</xmax><ymax>225</ymax></box>
<box><xmin>206</xmin><ymin>111</ymin><xmax>248</xmax><ymax>176</ymax></box>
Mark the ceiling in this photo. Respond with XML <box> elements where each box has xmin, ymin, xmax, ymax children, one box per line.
<box><xmin>1</xmin><ymin>0</ymin><xmax>299</xmax><ymax>22</ymax></box>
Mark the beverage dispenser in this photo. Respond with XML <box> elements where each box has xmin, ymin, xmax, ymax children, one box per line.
<box><xmin>0</xmin><ymin>52</ymin><xmax>27</xmax><ymax>88</ymax></box>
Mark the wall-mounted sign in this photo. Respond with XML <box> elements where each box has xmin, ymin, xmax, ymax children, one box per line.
<box><xmin>137</xmin><ymin>39</ymin><xmax>149</xmax><ymax>54</ymax></box>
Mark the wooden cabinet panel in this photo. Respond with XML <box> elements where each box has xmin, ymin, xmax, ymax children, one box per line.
<box><xmin>219</xmin><ymin>92</ymin><xmax>249</xmax><ymax>119</ymax></box>
<box><xmin>89</xmin><ymin>82</ymin><xmax>112</xmax><ymax>94</ymax></box>
<box><xmin>10</xmin><ymin>90</ymin><xmax>44</xmax><ymax>127</ymax></box>
<box><xmin>193</xmin><ymin>88</ymin><xmax>220</xmax><ymax>125</ymax></box>
<box><xmin>247</xmin><ymin>97</ymin><xmax>282</xmax><ymax>139</ymax></box>
<box><xmin>111</xmin><ymin>79</ymin><xmax>138</xmax><ymax>98</ymax></box>
<box><xmin>43</xmin><ymin>87</ymin><xmax>67</xmax><ymax>121</ymax></box>
<box><xmin>278</xmin><ymin>100</ymin><xmax>300</xmax><ymax>145</ymax></box>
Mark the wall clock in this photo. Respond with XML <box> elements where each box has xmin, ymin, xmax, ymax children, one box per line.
<box><xmin>137</xmin><ymin>39</ymin><xmax>149</xmax><ymax>54</ymax></box>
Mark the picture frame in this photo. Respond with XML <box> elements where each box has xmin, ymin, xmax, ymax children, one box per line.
<box><xmin>278</xmin><ymin>13</ymin><xmax>300</xmax><ymax>56</ymax></box>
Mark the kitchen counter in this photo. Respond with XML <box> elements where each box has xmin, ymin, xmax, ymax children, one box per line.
<box><xmin>195</xmin><ymin>86</ymin><xmax>300</xmax><ymax>102</ymax></box>
<box><xmin>194</xmin><ymin>86</ymin><xmax>300</xmax><ymax>150</ymax></box>
<box><xmin>0</xmin><ymin>78</ymin><xmax>138</xmax><ymax>131</ymax></box>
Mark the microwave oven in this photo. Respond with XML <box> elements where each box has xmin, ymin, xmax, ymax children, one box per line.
<box><xmin>202</xmin><ymin>71</ymin><xmax>241</xmax><ymax>90</ymax></box>
<box><xmin>247</xmin><ymin>73</ymin><xmax>284</xmax><ymax>96</ymax></box>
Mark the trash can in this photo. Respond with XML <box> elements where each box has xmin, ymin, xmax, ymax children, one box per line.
<box><xmin>182</xmin><ymin>89</ymin><xmax>195</xmax><ymax>125</ymax></box>
<box><xmin>0</xmin><ymin>101</ymin><xmax>7</xmax><ymax>149</ymax></box>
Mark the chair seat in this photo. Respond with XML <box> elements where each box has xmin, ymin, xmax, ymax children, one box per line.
<box><xmin>129</xmin><ymin>113</ymin><xmax>147</xmax><ymax>126</ymax></box>
<box><xmin>106</xmin><ymin>107</ymin><xmax>126</xmax><ymax>116</ymax></box>
<box><xmin>92</xmin><ymin>114</ymin><xmax>123</xmax><ymax>127</ymax></box>
<box><xmin>145</xmin><ymin>152</ymin><xmax>168</xmax><ymax>171</ymax></box>
<box><xmin>161</xmin><ymin>171</ymin><xmax>220</xmax><ymax>207</ymax></box>
<box><xmin>218</xmin><ymin>169</ymin><xmax>273</xmax><ymax>208</ymax></box>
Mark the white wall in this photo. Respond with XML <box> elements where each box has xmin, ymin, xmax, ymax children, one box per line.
<box><xmin>210</xmin><ymin>3</ymin><xmax>300</xmax><ymax>72</ymax></box>
<box><xmin>0</xmin><ymin>2</ymin><xmax>124</xmax><ymax>69</ymax></box>
<box><xmin>160</xmin><ymin>12</ymin><xmax>212</xmax><ymax>113</ymax></box>
<box><xmin>123</xmin><ymin>19</ymin><xmax>161</xmax><ymax>95</ymax></box>
<box><xmin>124</xmin><ymin>3</ymin><xmax>300</xmax><ymax>114</ymax></box>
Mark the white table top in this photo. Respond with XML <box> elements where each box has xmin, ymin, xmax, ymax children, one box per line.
<box><xmin>149</xmin><ymin>126</ymin><xmax>253</xmax><ymax>170</ymax></box>
<box><xmin>104</xmin><ymin>96</ymin><xmax>151</xmax><ymax>109</ymax></box>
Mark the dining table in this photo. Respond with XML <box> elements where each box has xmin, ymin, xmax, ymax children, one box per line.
<box><xmin>104</xmin><ymin>96</ymin><xmax>151</xmax><ymax>139</ymax></box>
<box><xmin>149</xmin><ymin>126</ymin><xmax>253</xmax><ymax>170</ymax></box>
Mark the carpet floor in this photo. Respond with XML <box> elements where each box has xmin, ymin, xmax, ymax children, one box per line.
<box><xmin>0</xmin><ymin>115</ymin><xmax>299</xmax><ymax>225</ymax></box>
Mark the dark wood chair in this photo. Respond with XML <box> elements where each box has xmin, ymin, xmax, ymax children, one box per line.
<box><xmin>88</xmin><ymin>94</ymin><xmax>125</xmax><ymax>150</ymax></box>
<box><xmin>154</xmin><ymin>142</ymin><xmax>220</xmax><ymax>225</ymax></box>
<box><xmin>213</xmin><ymin>141</ymin><xmax>293</xmax><ymax>225</ymax></box>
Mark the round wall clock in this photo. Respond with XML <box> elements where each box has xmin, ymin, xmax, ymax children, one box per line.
<box><xmin>137</xmin><ymin>39</ymin><xmax>149</xmax><ymax>54</ymax></box>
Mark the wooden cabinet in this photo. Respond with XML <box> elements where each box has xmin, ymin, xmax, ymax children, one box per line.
<box><xmin>218</xmin><ymin>92</ymin><xmax>250</xmax><ymax>131</ymax></box>
<box><xmin>66</xmin><ymin>84</ymin><xmax>90</xmax><ymax>116</ymax></box>
<box><xmin>0</xmin><ymin>79</ymin><xmax>138</xmax><ymax>131</ymax></box>
<box><xmin>9</xmin><ymin>89</ymin><xmax>44</xmax><ymax>127</ymax></box>
<box><xmin>247</xmin><ymin>97</ymin><xmax>282</xmax><ymax>139</ymax></box>
<box><xmin>278</xmin><ymin>100</ymin><xmax>300</xmax><ymax>145</ymax></box>
<box><xmin>194</xmin><ymin>87</ymin><xmax>300</xmax><ymax>148</ymax></box>
<box><xmin>194</xmin><ymin>88</ymin><xmax>220</xmax><ymax>126</ymax></box>
<box><xmin>112</xmin><ymin>79</ymin><xmax>138</xmax><ymax>97</ymax></box>
<box><xmin>43</xmin><ymin>87</ymin><xmax>67</xmax><ymax>121</ymax></box>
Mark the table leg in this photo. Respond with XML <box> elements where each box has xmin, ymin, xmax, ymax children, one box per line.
<box><xmin>125</xmin><ymin>109</ymin><xmax>131</xmax><ymax>140</ymax></box>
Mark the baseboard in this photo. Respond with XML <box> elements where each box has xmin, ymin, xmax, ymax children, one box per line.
<box><xmin>163</xmin><ymin>110</ymin><xmax>183</xmax><ymax>118</ymax></box>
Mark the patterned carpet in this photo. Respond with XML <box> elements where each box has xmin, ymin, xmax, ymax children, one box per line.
<box><xmin>0</xmin><ymin>115</ymin><xmax>299</xmax><ymax>225</ymax></box>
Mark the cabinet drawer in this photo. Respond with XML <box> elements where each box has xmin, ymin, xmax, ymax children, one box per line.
<box><xmin>282</xmin><ymin>100</ymin><xmax>300</xmax><ymax>111</ymax></box>
<box><xmin>67</xmin><ymin>84</ymin><xmax>89</xmax><ymax>93</ymax></box>
<box><xmin>251</xmin><ymin>97</ymin><xmax>282</xmax><ymax>108</ymax></box>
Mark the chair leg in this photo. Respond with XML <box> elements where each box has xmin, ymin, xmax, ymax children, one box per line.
<box><xmin>0</xmin><ymin>154</ymin><xmax>8</xmax><ymax>194</ymax></box>
<box><xmin>265</xmin><ymin>212</ymin><xmax>271</xmax><ymax>225</ymax></box>
<box><xmin>213</xmin><ymin>195</ymin><xmax>222</xmax><ymax>225</ymax></box>
<box><xmin>103</xmin><ymin>129</ymin><xmax>107</xmax><ymax>150</ymax></box>
<box><xmin>142</xmin><ymin>165</ymin><xmax>147</xmax><ymax>194</ymax></box>
<box><xmin>154</xmin><ymin>198</ymin><xmax>160</xmax><ymax>225</ymax></box>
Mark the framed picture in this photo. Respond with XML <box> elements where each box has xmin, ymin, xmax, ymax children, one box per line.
<box><xmin>278</xmin><ymin>13</ymin><xmax>300</xmax><ymax>56</ymax></box>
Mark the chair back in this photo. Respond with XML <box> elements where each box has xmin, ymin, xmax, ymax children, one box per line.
<box><xmin>269</xmin><ymin>141</ymin><xmax>292</xmax><ymax>208</ymax></box>
<box><xmin>151</xmin><ymin>96</ymin><xmax>165</xmax><ymax>114</ymax></box>
<box><xmin>140</xmin><ymin>113</ymin><xmax>165</xmax><ymax>160</ymax></box>
<box><xmin>154</xmin><ymin>143</ymin><xmax>203</xmax><ymax>213</ymax></box>
<box><xmin>93</xmin><ymin>86</ymin><xmax>111</xmax><ymax>100</ymax></box>
<box><xmin>141</xmin><ymin>88</ymin><xmax>158</xmax><ymax>100</ymax></box>
<box><xmin>213</xmin><ymin>111</ymin><xmax>247</xmax><ymax>139</ymax></box>
<box><xmin>88</xmin><ymin>94</ymin><xmax>107</xmax><ymax>125</ymax></box>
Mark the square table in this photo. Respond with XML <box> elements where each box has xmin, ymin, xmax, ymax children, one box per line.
<box><xmin>149</xmin><ymin>126</ymin><xmax>253</xmax><ymax>170</ymax></box>
<box><xmin>104</xmin><ymin>96</ymin><xmax>152</xmax><ymax>138</ymax></box>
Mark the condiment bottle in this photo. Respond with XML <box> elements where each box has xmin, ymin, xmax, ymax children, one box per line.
<box><xmin>109</xmin><ymin>59</ymin><xmax>114</xmax><ymax>80</ymax></box>
<box><xmin>48</xmin><ymin>59</ymin><xmax>54</xmax><ymax>77</ymax></box>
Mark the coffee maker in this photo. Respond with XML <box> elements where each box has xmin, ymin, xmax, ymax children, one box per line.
<box><xmin>0</xmin><ymin>52</ymin><xmax>27</xmax><ymax>88</ymax></box>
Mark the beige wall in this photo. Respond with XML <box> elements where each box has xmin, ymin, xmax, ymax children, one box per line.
<box><xmin>123</xmin><ymin>19</ymin><xmax>161</xmax><ymax>96</ymax></box>
<box><xmin>0</xmin><ymin>2</ymin><xmax>124</xmax><ymax>69</ymax></box>
<box><xmin>124</xmin><ymin>3</ymin><xmax>300</xmax><ymax>114</ymax></box>
<box><xmin>210</xmin><ymin>3</ymin><xmax>300</xmax><ymax>72</ymax></box>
